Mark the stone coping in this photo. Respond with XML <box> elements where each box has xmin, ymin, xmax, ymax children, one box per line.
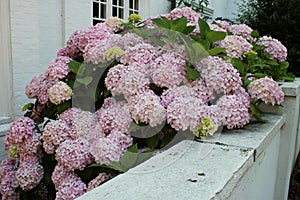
<box><xmin>77</xmin><ymin>114</ymin><xmax>285</xmax><ymax>200</ymax></box>
<box><xmin>279</xmin><ymin>78</ymin><xmax>300</xmax><ymax>97</ymax></box>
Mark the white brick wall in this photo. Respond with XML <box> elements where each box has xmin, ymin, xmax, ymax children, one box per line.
<box><xmin>10</xmin><ymin>0</ymin><xmax>91</xmax><ymax>118</ymax></box>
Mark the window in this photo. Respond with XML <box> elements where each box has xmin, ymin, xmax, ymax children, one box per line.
<box><xmin>93</xmin><ymin>0</ymin><xmax>140</xmax><ymax>25</ymax></box>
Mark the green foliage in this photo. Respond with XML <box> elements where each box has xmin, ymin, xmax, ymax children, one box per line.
<box><xmin>236</xmin><ymin>0</ymin><xmax>300</xmax><ymax>76</ymax></box>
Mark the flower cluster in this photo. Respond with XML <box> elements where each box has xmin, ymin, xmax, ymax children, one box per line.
<box><xmin>247</xmin><ymin>77</ymin><xmax>284</xmax><ymax>105</ymax></box>
<box><xmin>256</xmin><ymin>35</ymin><xmax>288</xmax><ymax>62</ymax></box>
<box><xmin>1</xmin><ymin>7</ymin><xmax>289</xmax><ymax>200</ymax></box>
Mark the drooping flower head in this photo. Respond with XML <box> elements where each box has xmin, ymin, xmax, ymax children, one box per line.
<box><xmin>256</xmin><ymin>35</ymin><xmax>288</xmax><ymax>62</ymax></box>
<box><xmin>217</xmin><ymin>35</ymin><xmax>253</xmax><ymax>59</ymax></box>
<box><xmin>247</xmin><ymin>77</ymin><xmax>284</xmax><ymax>105</ymax></box>
<box><xmin>48</xmin><ymin>81</ymin><xmax>72</xmax><ymax>105</ymax></box>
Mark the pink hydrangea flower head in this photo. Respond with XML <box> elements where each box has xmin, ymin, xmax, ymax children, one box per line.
<box><xmin>37</xmin><ymin>79</ymin><xmax>57</xmax><ymax>104</ymax></box>
<box><xmin>59</xmin><ymin>108</ymin><xmax>97</xmax><ymax>140</ymax></box>
<box><xmin>25</xmin><ymin>74</ymin><xmax>45</xmax><ymax>99</ymax></box>
<box><xmin>167</xmin><ymin>7</ymin><xmax>201</xmax><ymax>31</ymax></box>
<box><xmin>208</xmin><ymin>22</ymin><xmax>227</xmax><ymax>32</ymax></box>
<box><xmin>55</xmin><ymin>138</ymin><xmax>93</xmax><ymax>171</ymax></box>
<box><xmin>217</xmin><ymin>94</ymin><xmax>251</xmax><ymax>129</ymax></box>
<box><xmin>42</xmin><ymin>119</ymin><xmax>73</xmax><ymax>154</ymax></box>
<box><xmin>51</xmin><ymin>164</ymin><xmax>77</xmax><ymax>189</ymax></box>
<box><xmin>217</xmin><ymin>35</ymin><xmax>253</xmax><ymax>58</ymax></box>
<box><xmin>15</xmin><ymin>162</ymin><xmax>44</xmax><ymax>191</ymax></box>
<box><xmin>195</xmin><ymin>56</ymin><xmax>242</xmax><ymax>94</ymax></box>
<box><xmin>18</xmin><ymin>132</ymin><xmax>42</xmax><ymax>157</ymax></box>
<box><xmin>247</xmin><ymin>77</ymin><xmax>284</xmax><ymax>105</ymax></box>
<box><xmin>4</xmin><ymin>117</ymin><xmax>35</xmax><ymax>150</ymax></box>
<box><xmin>120</xmin><ymin>43</ymin><xmax>160</xmax><ymax>69</ymax></box>
<box><xmin>83</xmin><ymin>34</ymin><xmax>121</xmax><ymax>64</ymax></box>
<box><xmin>105</xmin><ymin>16</ymin><xmax>124</xmax><ymax>32</ymax></box>
<box><xmin>48</xmin><ymin>81</ymin><xmax>72</xmax><ymax>105</ymax></box>
<box><xmin>0</xmin><ymin>159</ymin><xmax>19</xmax><ymax>200</ymax></box>
<box><xmin>107</xmin><ymin>129</ymin><xmax>133</xmax><ymax>151</ymax></box>
<box><xmin>150</xmin><ymin>52</ymin><xmax>188</xmax><ymax>88</ymax></box>
<box><xmin>166</xmin><ymin>96</ymin><xmax>204</xmax><ymax>131</ymax></box>
<box><xmin>95</xmin><ymin>100</ymin><xmax>132</xmax><ymax>135</ymax></box>
<box><xmin>256</xmin><ymin>35</ymin><xmax>288</xmax><ymax>62</ymax></box>
<box><xmin>105</xmin><ymin>64</ymin><xmax>149</xmax><ymax>98</ymax></box>
<box><xmin>129</xmin><ymin>90</ymin><xmax>166</xmax><ymax>127</ymax></box>
<box><xmin>118</xmin><ymin>33</ymin><xmax>144</xmax><ymax>50</ymax></box>
<box><xmin>214</xmin><ymin>20</ymin><xmax>231</xmax><ymax>30</ymax></box>
<box><xmin>87</xmin><ymin>173</ymin><xmax>113</xmax><ymax>191</ymax></box>
<box><xmin>229</xmin><ymin>24</ymin><xmax>253</xmax><ymax>40</ymax></box>
<box><xmin>55</xmin><ymin>173</ymin><xmax>87</xmax><ymax>200</ymax></box>
<box><xmin>90</xmin><ymin>137</ymin><xmax>123</xmax><ymax>165</ymax></box>
<box><xmin>190</xmin><ymin>105</ymin><xmax>224</xmax><ymax>138</ymax></box>
<box><xmin>45</xmin><ymin>56</ymin><xmax>72</xmax><ymax>81</ymax></box>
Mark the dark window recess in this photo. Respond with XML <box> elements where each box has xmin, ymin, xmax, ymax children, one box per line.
<box><xmin>112</xmin><ymin>6</ymin><xmax>117</xmax><ymax>16</ymax></box>
<box><xmin>93</xmin><ymin>2</ymin><xmax>99</xmax><ymax>18</ymax></box>
<box><xmin>100</xmin><ymin>4</ymin><xmax>106</xmax><ymax>18</ymax></box>
<box><xmin>119</xmin><ymin>8</ymin><xmax>124</xmax><ymax>18</ymax></box>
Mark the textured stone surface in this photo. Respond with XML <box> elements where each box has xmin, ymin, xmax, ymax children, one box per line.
<box><xmin>78</xmin><ymin>114</ymin><xmax>285</xmax><ymax>200</ymax></box>
<box><xmin>78</xmin><ymin>141</ymin><xmax>254</xmax><ymax>200</ymax></box>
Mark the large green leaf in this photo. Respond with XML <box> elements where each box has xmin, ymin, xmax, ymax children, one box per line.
<box><xmin>76</xmin><ymin>76</ymin><xmax>93</xmax><ymax>86</ymax></box>
<box><xmin>186</xmin><ymin>63</ymin><xmax>200</xmax><ymax>80</ymax></box>
<box><xmin>68</xmin><ymin>60</ymin><xmax>81</xmax><ymax>74</ymax></box>
<box><xmin>198</xmin><ymin>18</ymin><xmax>211</xmax><ymax>38</ymax></box>
<box><xmin>207</xmin><ymin>48</ymin><xmax>226</xmax><ymax>56</ymax></box>
<box><xmin>152</xmin><ymin>17</ymin><xmax>170</xmax><ymax>29</ymax></box>
<box><xmin>170</xmin><ymin>17</ymin><xmax>188</xmax><ymax>32</ymax></box>
<box><xmin>206</xmin><ymin>30</ymin><xmax>226</xmax><ymax>43</ymax></box>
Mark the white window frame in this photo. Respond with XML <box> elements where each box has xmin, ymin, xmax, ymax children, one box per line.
<box><xmin>92</xmin><ymin>0</ymin><xmax>140</xmax><ymax>24</ymax></box>
<box><xmin>0</xmin><ymin>0</ymin><xmax>14</xmax><ymax>125</ymax></box>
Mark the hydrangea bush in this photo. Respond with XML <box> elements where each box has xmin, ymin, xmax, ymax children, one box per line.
<box><xmin>0</xmin><ymin>7</ymin><xmax>291</xmax><ymax>200</ymax></box>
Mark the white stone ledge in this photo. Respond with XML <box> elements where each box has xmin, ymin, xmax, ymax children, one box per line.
<box><xmin>78</xmin><ymin>114</ymin><xmax>285</xmax><ymax>200</ymax></box>
<box><xmin>278</xmin><ymin>77</ymin><xmax>300</xmax><ymax>97</ymax></box>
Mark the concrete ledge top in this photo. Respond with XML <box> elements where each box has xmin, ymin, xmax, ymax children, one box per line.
<box><xmin>78</xmin><ymin>141</ymin><xmax>254</xmax><ymax>200</ymax></box>
<box><xmin>77</xmin><ymin>114</ymin><xmax>285</xmax><ymax>200</ymax></box>
<box><xmin>279</xmin><ymin>78</ymin><xmax>300</xmax><ymax>96</ymax></box>
<box><xmin>202</xmin><ymin>114</ymin><xmax>286</xmax><ymax>160</ymax></box>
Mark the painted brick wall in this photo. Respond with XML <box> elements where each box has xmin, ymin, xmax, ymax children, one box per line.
<box><xmin>10</xmin><ymin>0</ymin><xmax>91</xmax><ymax>118</ymax></box>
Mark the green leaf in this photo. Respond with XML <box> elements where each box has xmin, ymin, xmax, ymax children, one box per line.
<box><xmin>231</xmin><ymin>58</ymin><xmax>247</xmax><ymax>76</ymax></box>
<box><xmin>182</xmin><ymin>26</ymin><xmax>196</xmax><ymax>35</ymax></box>
<box><xmin>253</xmin><ymin>73</ymin><xmax>267</xmax><ymax>79</ymax></box>
<box><xmin>170</xmin><ymin>17</ymin><xmax>188</xmax><ymax>32</ymax></box>
<box><xmin>198</xmin><ymin>18</ymin><xmax>211</xmax><ymax>38</ymax></box>
<box><xmin>145</xmin><ymin>134</ymin><xmax>159</xmax><ymax>149</ymax></box>
<box><xmin>251</xmin><ymin>30</ymin><xmax>259</xmax><ymax>38</ymax></box>
<box><xmin>22</xmin><ymin>103</ymin><xmax>34</xmax><ymax>112</ymax></box>
<box><xmin>206</xmin><ymin>30</ymin><xmax>226</xmax><ymax>43</ymax></box>
<box><xmin>207</xmin><ymin>48</ymin><xmax>226</xmax><ymax>56</ymax></box>
<box><xmin>68</xmin><ymin>60</ymin><xmax>81</xmax><ymax>74</ymax></box>
<box><xmin>189</xmin><ymin>35</ymin><xmax>210</xmax><ymax>50</ymax></box>
<box><xmin>110</xmin><ymin>144</ymin><xmax>139</xmax><ymax>172</ymax></box>
<box><xmin>280</xmin><ymin>61</ymin><xmax>289</xmax><ymax>69</ymax></box>
<box><xmin>76</xmin><ymin>76</ymin><xmax>93</xmax><ymax>86</ymax></box>
<box><xmin>186</xmin><ymin>63</ymin><xmax>200</xmax><ymax>80</ymax></box>
<box><xmin>250</xmin><ymin>103</ymin><xmax>266</xmax><ymax>123</ymax></box>
<box><xmin>57</xmin><ymin>101</ymin><xmax>71</xmax><ymax>113</ymax></box>
<box><xmin>152</xmin><ymin>17</ymin><xmax>170</xmax><ymax>29</ymax></box>
<box><xmin>265</xmin><ymin>60</ymin><xmax>280</xmax><ymax>66</ymax></box>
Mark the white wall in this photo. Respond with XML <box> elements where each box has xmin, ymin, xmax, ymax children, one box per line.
<box><xmin>10</xmin><ymin>0</ymin><xmax>91</xmax><ymax>118</ymax></box>
<box><xmin>209</xmin><ymin>0</ymin><xmax>239</xmax><ymax>22</ymax></box>
<box><xmin>140</xmin><ymin>0</ymin><xmax>170</xmax><ymax>19</ymax></box>
<box><xmin>0</xmin><ymin>0</ymin><xmax>13</xmax><ymax>122</ymax></box>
